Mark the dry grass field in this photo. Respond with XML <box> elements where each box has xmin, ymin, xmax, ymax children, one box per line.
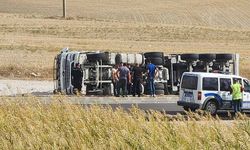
<box><xmin>0</xmin><ymin>97</ymin><xmax>249</xmax><ymax>149</ymax></box>
<box><xmin>0</xmin><ymin>0</ymin><xmax>250</xmax><ymax>79</ymax></box>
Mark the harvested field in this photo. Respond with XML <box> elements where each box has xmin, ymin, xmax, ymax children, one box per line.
<box><xmin>0</xmin><ymin>0</ymin><xmax>250</xmax><ymax>79</ymax></box>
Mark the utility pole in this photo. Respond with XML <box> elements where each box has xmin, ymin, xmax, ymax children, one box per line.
<box><xmin>63</xmin><ymin>0</ymin><xmax>66</xmax><ymax>18</ymax></box>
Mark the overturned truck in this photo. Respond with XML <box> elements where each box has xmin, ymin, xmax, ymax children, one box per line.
<box><xmin>53</xmin><ymin>48</ymin><xmax>239</xmax><ymax>95</ymax></box>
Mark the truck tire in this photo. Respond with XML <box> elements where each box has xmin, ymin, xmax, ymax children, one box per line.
<box><xmin>155</xmin><ymin>83</ymin><xmax>164</xmax><ymax>90</ymax></box>
<box><xmin>115</xmin><ymin>54</ymin><xmax>122</xmax><ymax>64</ymax></box>
<box><xmin>199</xmin><ymin>54</ymin><xmax>216</xmax><ymax>62</ymax></box>
<box><xmin>181</xmin><ymin>54</ymin><xmax>199</xmax><ymax>61</ymax></box>
<box><xmin>103</xmin><ymin>86</ymin><xmax>112</xmax><ymax>96</ymax></box>
<box><xmin>175</xmin><ymin>63</ymin><xmax>188</xmax><ymax>69</ymax></box>
<box><xmin>86</xmin><ymin>84</ymin><xmax>103</xmax><ymax>95</ymax></box>
<box><xmin>87</xmin><ymin>90</ymin><xmax>103</xmax><ymax>96</ymax></box>
<box><xmin>145</xmin><ymin>58</ymin><xmax>163</xmax><ymax>65</ymax></box>
<box><xmin>155</xmin><ymin>90</ymin><xmax>165</xmax><ymax>95</ymax></box>
<box><xmin>144</xmin><ymin>52</ymin><xmax>163</xmax><ymax>58</ymax></box>
<box><xmin>215</xmin><ymin>54</ymin><xmax>233</xmax><ymax>61</ymax></box>
<box><xmin>87</xmin><ymin>53</ymin><xmax>109</xmax><ymax>62</ymax></box>
<box><xmin>164</xmin><ymin>83</ymin><xmax>169</xmax><ymax>95</ymax></box>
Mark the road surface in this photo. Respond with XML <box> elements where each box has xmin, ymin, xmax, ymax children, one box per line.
<box><xmin>47</xmin><ymin>96</ymin><xmax>183</xmax><ymax>114</ymax></box>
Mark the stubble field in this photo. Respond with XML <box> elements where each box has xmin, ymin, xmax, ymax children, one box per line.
<box><xmin>0</xmin><ymin>0</ymin><xmax>250</xmax><ymax>79</ymax></box>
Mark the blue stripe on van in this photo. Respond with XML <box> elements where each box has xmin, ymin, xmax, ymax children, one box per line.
<box><xmin>204</xmin><ymin>93</ymin><xmax>223</xmax><ymax>106</ymax></box>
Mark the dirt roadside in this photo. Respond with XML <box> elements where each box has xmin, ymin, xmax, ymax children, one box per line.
<box><xmin>0</xmin><ymin>80</ymin><xmax>53</xmax><ymax>96</ymax></box>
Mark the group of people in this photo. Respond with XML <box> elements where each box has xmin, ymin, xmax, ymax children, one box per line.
<box><xmin>112</xmin><ymin>61</ymin><xmax>158</xmax><ymax>97</ymax></box>
<box><xmin>71</xmin><ymin>61</ymin><xmax>158</xmax><ymax>97</ymax></box>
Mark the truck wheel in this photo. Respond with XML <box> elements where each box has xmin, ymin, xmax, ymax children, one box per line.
<box><xmin>205</xmin><ymin>100</ymin><xmax>218</xmax><ymax>115</ymax></box>
<box><xmin>216</xmin><ymin>54</ymin><xmax>233</xmax><ymax>61</ymax></box>
<box><xmin>155</xmin><ymin>90</ymin><xmax>164</xmax><ymax>95</ymax></box>
<box><xmin>87</xmin><ymin>53</ymin><xmax>109</xmax><ymax>62</ymax></box>
<box><xmin>155</xmin><ymin>83</ymin><xmax>164</xmax><ymax>90</ymax></box>
<box><xmin>103</xmin><ymin>84</ymin><xmax>112</xmax><ymax>96</ymax></box>
<box><xmin>139</xmin><ymin>83</ymin><xmax>144</xmax><ymax>95</ymax></box>
<box><xmin>181</xmin><ymin>54</ymin><xmax>199</xmax><ymax>61</ymax></box>
<box><xmin>145</xmin><ymin>58</ymin><xmax>163</xmax><ymax>65</ymax></box>
<box><xmin>86</xmin><ymin>90</ymin><xmax>103</xmax><ymax>96</ymax></box>
<box><xmin>199</xmin><ymin>54</ymin><xmax>216</xmax><ymax>62</ymax></box>
<box><xmin>176</xmin><ymin>63</ymin><xmax>188</xmax><ymax>69</ymax></box>
<box><xmin>144</xmin><ymin>52</ymin><xmax>163</xmax><ymax>58</ymax></box>
<box><xmin>115</xmin><ymin>54</ymin><xmax>122</xmax><ymax>64</ymax></box>
<box><xmin>163</xmin><ymin>83</ymin><xmax>169</xmax><ymax>95</ymax></box>
<box><xmin>86</xmin><ymin>84</ymin><xmax>103</xmax><ymax>95</ymax></box>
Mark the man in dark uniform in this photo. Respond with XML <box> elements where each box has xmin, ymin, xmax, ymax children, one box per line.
<box><xmin>132</xmin><ymin>63</ymin><xmax>144</xmax><ymax>97</ymax></box>
<box><xmin>71</xmin><ymin>63</ymin><xmax>83</xmax><ymax>94</ymax></box>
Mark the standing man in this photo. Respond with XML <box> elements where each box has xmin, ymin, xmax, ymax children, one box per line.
<box><xmin>126</xmin><ymin>64</ymin><xmax>132</xmax><ymax>95</ymax></box>
<box><xmin>231</xmin><ymin>79</ymin><xmax>243</xmax><ymax>114</ymax></box>
<box><xmin>71</xmin><ymin>63</ymin><xmax>83</xmax><ymax>94</ymax></box>
<box><xmin>147</xmin><ymin>60</ymin><xmax>158</xmax><ymax>97</ymax></box>
<box><xmin>132</xmin><ymin>63</ymin><xmax>144</xmax><ymax>97</ymax></box>
<box><xmin>111</xmin><ymin>64</ymin><xmax>119</xmax><ymax>96</ymax></box>
<box><xmin>116</xmin><ymin>62</ymin><xmax>131</xmax><ymax>97</ymax></box>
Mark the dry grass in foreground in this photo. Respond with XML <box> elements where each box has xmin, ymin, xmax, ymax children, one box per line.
<box><xmin>0</xmin><ymin>97</ymin><xmax>249</xmax><ymax>149</ymax></box>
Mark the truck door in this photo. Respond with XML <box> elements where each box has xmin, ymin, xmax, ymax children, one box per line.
<box><xmin>219</xmin><ymin>78</ymin><xmax>232</xmax><ymax>109</ymax></box>
<box><xmin>242</xmin><ymin>79</ymin><xmax>250</xmax><ymax>109</ymax></box>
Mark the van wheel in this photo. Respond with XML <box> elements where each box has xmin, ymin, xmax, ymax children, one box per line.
<box><xmin>205</xmin><ymin>100</ymin><xmax>218</xmax><ymax>115</ymax></box>
<box><xmin>183</xmin><ymin>106</ymin><xmax>190</xmax><ymax>111</ymax></box>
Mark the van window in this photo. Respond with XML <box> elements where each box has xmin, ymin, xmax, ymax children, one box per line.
<box><xmin>203</xmin><ymin>77</ymin><xmax>218</xmax><ymax>91</ymax></box>
<box><xmin>220</xmin><ymin>78</ymin><xmax>231</xmax><ymax>91</ymax></box>
<box><xmin>243</xmin><ymin>79</ymin><xmax>250</xmax><ymax>92</ymax></box>
<box><xmin>181</xmin><ymin>75</ymin><xmax>198</xmax><ymax>90</ymax></box>
<box><xmin>233</xmin><ymin>78</ymin><xmax>242</xmax><ymax>85</ymax></box>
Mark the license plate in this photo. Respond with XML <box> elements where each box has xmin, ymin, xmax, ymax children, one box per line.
<box><xmin>184</xmin><ymin>92</ymin><xmax>193</xmax><ymax>102</ymax></box>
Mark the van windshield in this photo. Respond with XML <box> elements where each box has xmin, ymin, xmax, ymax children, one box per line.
<box><xmin>181</xmin><ymin>75</ymin><xmax>198</xmax><ymax>90</ymax></box>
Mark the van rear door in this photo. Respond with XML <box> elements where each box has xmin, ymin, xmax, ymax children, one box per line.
<box><xmin>180</xmin><ymin>74</ymin><xmax>198</xmax><ymax>103</ymax></box>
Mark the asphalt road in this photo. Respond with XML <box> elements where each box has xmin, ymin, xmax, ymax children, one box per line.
<box><xmin>37</xmin><ymin>95</ymin><xmax>182</xmax><ymax>114</ymax></box>
<box><xmin>40</xmin><ymin>95</ymin><xmax>250</xmax><ymax>117</ymax></box>
<box><xmin>4</xmin><ymin>95</ymin><xmax>250</xmax><ymax>118</ymax></box>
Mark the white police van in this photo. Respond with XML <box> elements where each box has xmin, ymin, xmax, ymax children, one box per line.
<box><xmin>177</xmin><ymin>72</ymin><xmax>250</xmax><ymax>115</ymax></box>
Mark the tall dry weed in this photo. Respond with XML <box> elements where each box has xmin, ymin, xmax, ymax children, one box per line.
<box><xmin>0</xmin><ymin>97</ymin><xmax>249</xmax><ymax>149</ymax></box>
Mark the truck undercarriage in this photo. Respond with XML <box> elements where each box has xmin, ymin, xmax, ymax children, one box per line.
<box><xmin>53</xmin><ymin>48</ymin><xmax>239</xmax><ymax>96</ymax></box>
